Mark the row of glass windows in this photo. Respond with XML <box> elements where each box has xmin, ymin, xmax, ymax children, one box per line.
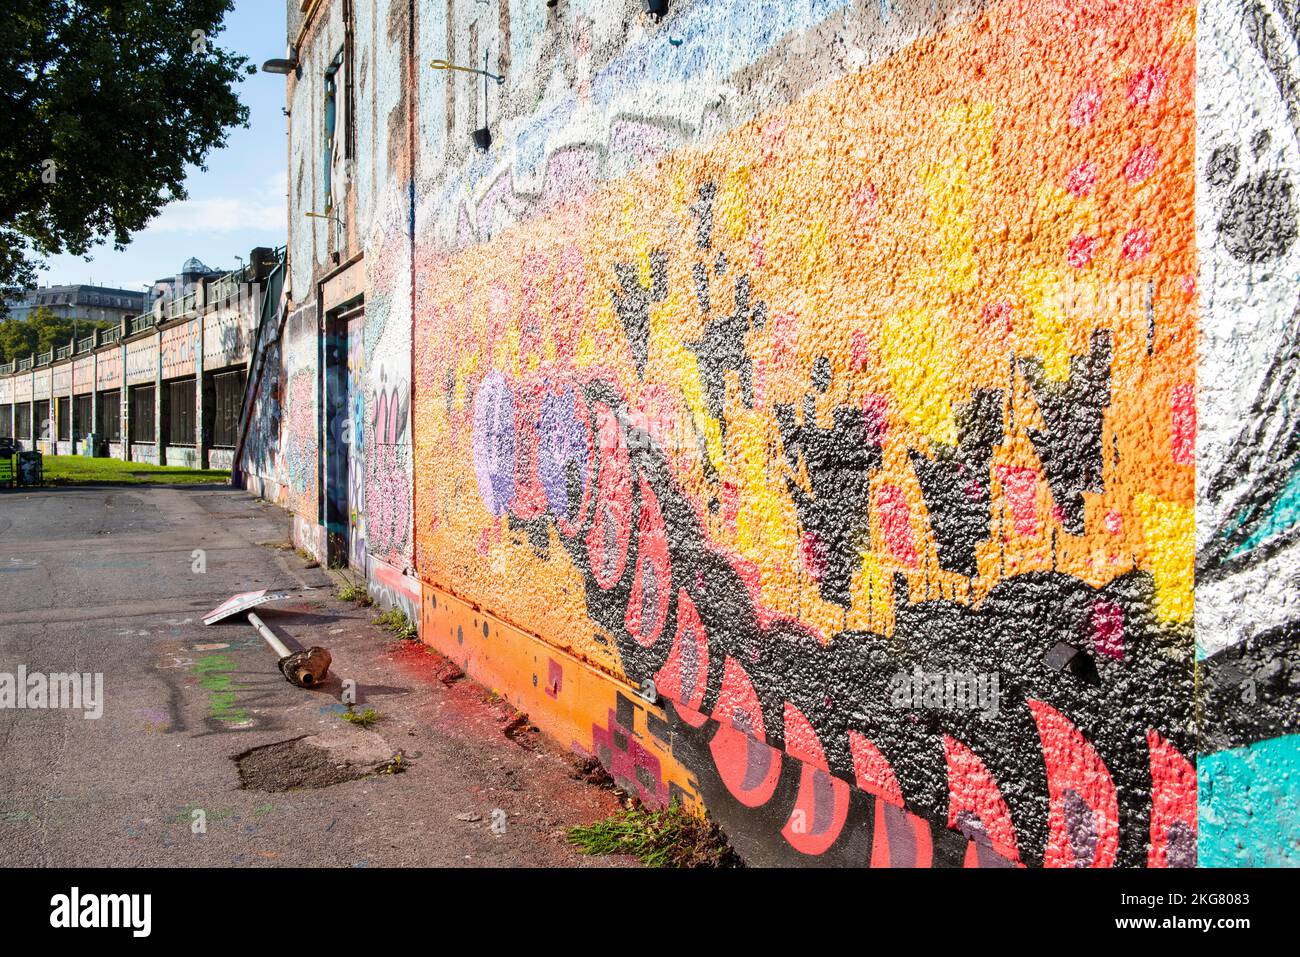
<box><xmin>0</xmin><ymin>371</ymin><xmax>244</xmax><ymax>446</ymax></box>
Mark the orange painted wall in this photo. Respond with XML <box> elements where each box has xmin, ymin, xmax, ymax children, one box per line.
<box><xmin>406</xmin><ymin>0</ymin><xmax>1200</xmax><ymax>866</ymax></box>
<box><xmin>415</xmin><ymin>0</ymin><xmax>1195</xmax><ymax>649</ymax></box>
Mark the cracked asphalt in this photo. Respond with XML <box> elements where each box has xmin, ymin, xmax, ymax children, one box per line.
<box><xmin>0</xmin><ymin>483</ymin><xmax>631</xmax><ymax>867</ymax></box>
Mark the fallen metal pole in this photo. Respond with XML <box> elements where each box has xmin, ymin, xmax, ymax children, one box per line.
<box><xmin>247</xmin><ymin>611</ymin><xmax>292</xmax><ymax>657</ymax></box>
<box><xmin>248</xmin><ymin>611</ymin><xmax>332</xmax><ymax>687</ymax></box>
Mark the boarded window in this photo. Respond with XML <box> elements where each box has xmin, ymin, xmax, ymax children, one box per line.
<box><xmin>211</xmin><ymin>369</ymin><xmax>245</xmax><ymax>447</ymax></box>
<box><xmin>56</xmin><ymin>396</ymin><xmax>71</xmax><ymax>441</ymax></box>
<box><xmin>15</xmin><ymin>404</ymin><xmax>32</xmax><ymax>439</ymax></box>
<box><xmin>98</xmin><ymin>391</ymin><xmax>121</xmax><ymax>442</ymax></box>
<box><xmin>74</xmin><ymin>395</ymin><xmax>92</xmax><ymax>439</ymax></box>
<box><xmin>168</xmin><ymin>378</ymin><xmax>196</xmax><ymax>445</ymax></box>
<box><xmin>34</xmin><ymin>400</ymin><xmax>50</xmax><ymax>439</ymax></box>
<box><xmin>129</xmin><ymin>385</ymin><xmax>155</xmax><ymax>443</ymax></box>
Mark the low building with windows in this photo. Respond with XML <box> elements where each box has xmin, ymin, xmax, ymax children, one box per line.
<box><xmin>0</xmin><ymin>248</ymin><xmax>280</xmax><ymax>468</ymax></box>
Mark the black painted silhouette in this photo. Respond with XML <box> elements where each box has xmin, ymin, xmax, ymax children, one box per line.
<box><xmin>1208</xmin><ymin>129</ymin><xmax>1298</xmax><ymax>264</ymax></box>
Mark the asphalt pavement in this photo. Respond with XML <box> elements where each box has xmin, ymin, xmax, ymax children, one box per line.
<box><xmin>0</xmin><ymin>483</ymin><xmax>629</xmax><ymax>867</ymax></box>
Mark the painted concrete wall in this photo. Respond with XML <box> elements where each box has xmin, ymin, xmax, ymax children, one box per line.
<box><xmin>256</xmin><ymin>0</ymin><xmax>1297</xmax><ymax>867</ymax></box>
<box><xmin>1194</xmin><ymin>0</ymin><xmax>1300</xmax><ymax>867</ymax></box>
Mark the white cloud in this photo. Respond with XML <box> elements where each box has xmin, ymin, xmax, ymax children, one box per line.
<box><xmin>148</xmin><ymin>195</ymin><xmax>285</xmax><ymax>234</ymax></box>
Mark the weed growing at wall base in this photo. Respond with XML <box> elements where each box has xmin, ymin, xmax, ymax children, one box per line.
<box><xmin>567</xmin><ymin>799</ymin><xmax>742</xmax><ymax>868</ymax></box>
<box><xmin>375</xmin><ymin>608</ymin><xmax>417</xmax><ymax>640</ymax></box>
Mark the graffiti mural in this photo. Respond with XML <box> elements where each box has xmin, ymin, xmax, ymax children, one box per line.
<box><xmin>412</xmin><ymin>0</ymin><xmax>1203</xmax><ymax>866</ymax></box>
<box><xmin>1195</xmin><ymin>0</ymin><xmax>1300</xmax><ymax>865</ymax></box>
<box><xmin>362</xmin><ymin>182</ymin><xmax>414</xmax><ymax>569</ymax></box>
<box><xmin>347</xmin><ymin>314</ymin><xmax>367</xmax><ymax>568</ymax></box>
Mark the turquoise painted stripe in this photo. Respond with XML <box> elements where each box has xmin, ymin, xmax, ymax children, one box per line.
<box><xmin>1199</xmin><ymin>734</ymin><xmax>1300</xmax><ymax>867</ymax></box>
<box><xmin>1230</xmin><ymin>465</ymin><xmax>1300</xmax><ymax>556</ymax></box>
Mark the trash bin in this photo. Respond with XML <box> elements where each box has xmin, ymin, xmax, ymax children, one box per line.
<box><xmin>16</xmin><ymin>450</ymin><xmax>43</xmax><ymax>487</ymax></box>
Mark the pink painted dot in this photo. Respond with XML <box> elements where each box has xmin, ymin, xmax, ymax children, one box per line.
<box><xmin>852</xmin><ymin>183</ymin><xmax>879</xmax><ymax>224</ymax></box>
<box><xmin>1092</xmin><ymin>601</ymin><xmax>1125</xmax><ymax>660</ymax></box>
<box><xmin>981</xmin><ymin>300</ymin><xmax>1014</xmax><ymax>334</ymax></box>
<box><xmin>749</xmin><ymin>225</ymin><xmax>766</xmax><ymax>270</ymax></box>
<box><xmin>1123</xmin><ymin>145</ymin><xmax>1159</xmax><ymax>184</ymax></box>
<box><xmin>1105</xmin><ymin>509</ymin><xmax>1123</xmax><ymax>534</ymax></box>
<box><xmin>800</xmin><ymin>531</ymin><xmax>828</xmax><ymax>581</ymax></box>
<box><xmin>1128</xmin><ymin>66</ymin><xmax>1167</xmax><ymax>108</ymax></box>
<box><xmin>1122</xmin><ymin>227</ymin><xmax>1152</xmax><ymax>261</ymax></box>
<box><xmin>1068</xmin><ymin>233</ymin><xmax>1099</xmax><ymax>268</ymax></box>
<box><xmin>761</xmin><ymin>117</ymin><xmax>787</xmax><ymax>164</ymax></box>
<box><xmin>850</xmin><ymin>329</ymin><xmax>871</xmax><ymax>370</ymax></box>
<box><xmin>1069</xmin><ymin>88</ymin><xmax>1103</xmax><ymax>127</ymax></box>
<box><xmin>1180</xmin><ymin>273</ymin><xmax>1196</xmax><ymax>295</ymax></box>
<box><xmin>1066</xmin><ymin>160</ymin><xmax>1097</xmax><ymax>197</ymax></box>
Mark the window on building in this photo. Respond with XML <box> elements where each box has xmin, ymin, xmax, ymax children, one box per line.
<box><xmin>74</xmin><ymin>394</ymin><xmax>92</xmax><ymax>439</ymax></box>
<box><xmin>56</xmin><ymin>396</ymin><xmax>70</xmax><ymax>441</ymax></box>
<box><xmin>323</xmin><ymin>48</ymin><xmax>346</xmax><ymax>214</ymax></box>
<box><xmin>15</xmin><ymin>404</ymin><xmax>32</xmax><ymax>439</ymax></box>
<box><xmin>129</xmin><ymin>385</ymin><xmax>155</xmax><ymax>443</ymax></box>
<box><xmin>168</xmin><ymin>378</ymin><xmax>196</xmax><ymax>446</ymax></box>
<box><xmin>211</xmin><ymin>369</ymin><xmax>246</xmax><ymax>447</ymax></box>
<box><xmin>98</xmin><ymin>391</ymin><xmax>121</xmax><ymax>442</ymax></box>
<box><xmin>34</xmin><ymin>400</ymin><xmax>50</xmax><ymax>439</ymax></box>
<box><xmin>0</xmin><ymin>405</ymin><xmax>11</xmax><ymax>440</ymax></box>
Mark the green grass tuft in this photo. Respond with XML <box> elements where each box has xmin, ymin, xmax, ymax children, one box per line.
<box><xmin>567</xmin><ymin>799</ymin><xmax>741</xmax><ymax>868</ymax></box>
<box><xmin>337</xmin><ymin>582</ymin><xmax>368</xmax><ymax>603</ymax></box>
<box><xmin>375</xmin><ymin>608</ymin><xmax>417</xmax><ymax>640</ymax></box>
<box><xmin>341</xmin><ymin>707</ymin><xmax>381</xmax><ymax>727</ymax></box>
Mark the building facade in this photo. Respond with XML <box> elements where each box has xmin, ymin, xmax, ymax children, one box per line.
<box><xmin>3</xmin><ymin>283</ymin><xmax>148</xmax><ymax>326</ymax></box>
<box><xmin>0</xmin><ymin>250</ymin><xmax>276</xmax><ymax>468</ymax></box>
<box><xmin>158</xmin><ymin>0</ymin><xmax>1300</xmax><ymax>866</ymax></box>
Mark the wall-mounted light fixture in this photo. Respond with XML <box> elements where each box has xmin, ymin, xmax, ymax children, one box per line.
<box><xmin>429</xmin><ymin>58</ymin><xmax>504</xmax><ymax>86</ymax></box>
<box><xmin>261</xmin><ymin>57</ymin><xmax>299</xmax><ymax>75</ymax></box>
<box><xmin>432</xmin><ymin>51</ymin><xmax>502</xmax><ymax>152</ymax></box>
<box><xmin>304</xmin><ymin>210</ymin><xmax>342</xmax><ymax>226</ymax></box>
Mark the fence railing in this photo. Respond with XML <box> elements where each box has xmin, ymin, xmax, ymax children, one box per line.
<box><xmin>0</xmin><ymin>248</ymin><xmax>285</xmax><ymax>381</ymax></box>
<box><xmin>166</xmin><ymin>291</ymin><xmax>197</xmax><ymax>321</ymax></box>
<box><xmin>127</xmin><ymin>313</ymin><xmax>156</xmax><ymax>337</ymax></box>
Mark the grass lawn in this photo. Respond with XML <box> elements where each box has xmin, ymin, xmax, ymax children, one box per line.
<box><xmin>37</xmin><ymin>455</ymin><xmax>231</xmax><ymax>486</ymax></box>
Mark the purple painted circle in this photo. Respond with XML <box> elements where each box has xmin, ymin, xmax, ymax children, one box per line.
<box><xmin>537</xmin><ymin>387</ymin><xmax>589</xmax><ymax>523</ymax></box>
<box><xmin>472</xmin><ymin>370</ymin><xmax>517</xmax><ymax>515</ymax></box>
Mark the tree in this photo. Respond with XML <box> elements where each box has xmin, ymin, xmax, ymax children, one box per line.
<box><xmin>0</xmin><ymin>307</ymin><xmax>113</xmax><ymax>363</ymax></box>
<box><xmin>0</xmin><ymin>1</ymin><xmax>249</xmax><ymax>303</ymax></box>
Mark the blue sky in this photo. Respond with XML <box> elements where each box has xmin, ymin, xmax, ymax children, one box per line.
<box><xmin>39</xmin><ymin>1</ymin><xmax>289</xmax><ymax>292</ymax></box>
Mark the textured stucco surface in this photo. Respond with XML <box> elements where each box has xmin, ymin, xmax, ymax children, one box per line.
<box><xmin>229</xmin><ymin>0</ymin><xmax>1300</xmax><ymax>866</ymax></box>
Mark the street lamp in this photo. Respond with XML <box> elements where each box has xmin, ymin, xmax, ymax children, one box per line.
<box><xmin>262</xmin><ymin>57</ymin><xmax>298</xmax><ymax>75</ymax></box>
